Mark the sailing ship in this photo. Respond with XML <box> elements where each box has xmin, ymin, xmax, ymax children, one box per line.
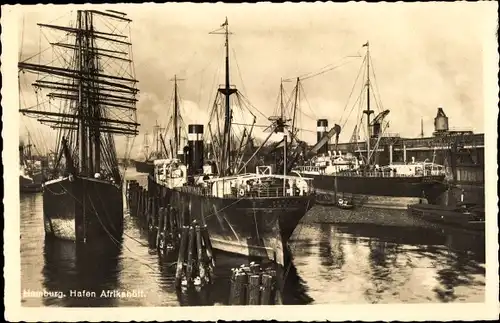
<box><xmin>135</xmin><ymin>86</ymin><xmax>185</xmax><ymax>174</ymax></box>
<box><xmin>134</xmin><ymin>131</ymin><xmax>154</xmax><ymax>174</ymax></box>
<box><xmin>291</xmin><ymin>42</ymin><xmax>448</xmax><ymax>209</ymax></box>
<box><xmin>148</xmin><ymin>19</ymin><xmax>315</xmax><ymax>265</ymax></box>
<box><xmin>18</xmin><ymin>9</ymin><xmax>140</xmax><ymax>242</ymax></box>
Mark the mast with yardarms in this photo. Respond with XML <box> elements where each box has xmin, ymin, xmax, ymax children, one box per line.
<box><xmin>18</xmin><ymin>9</ymin><xmax>139</xmax><ymax>242</ymax></box>
<box><xmin>149</xmin><ymin>18</ymin><xmax>315</xmax><ymax>266</ymax></box>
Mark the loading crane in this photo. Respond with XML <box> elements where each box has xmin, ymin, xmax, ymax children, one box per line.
<box><xmin>273</xmin><ymin>123</ymin><xmax>342</xmax><ymax>174</ymax></box>
<box><xmin>309</xmin><ymin>124</ymin><xmax>342</xmax><ymax>155</ymax></box>
<box><xmin>370</xmin><ymin>109</ymin><xmax>390</xmax><ymax>138</ymax></box>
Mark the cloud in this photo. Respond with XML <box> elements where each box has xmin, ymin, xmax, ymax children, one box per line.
<box><xmin>16</xmin><ymin>2</ymin><xmax>490</xmax><ymax>159</ymax></box>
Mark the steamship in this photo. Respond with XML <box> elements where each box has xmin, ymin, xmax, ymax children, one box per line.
<box><xmin>148</xmin><ymin>19</ymin><xmax>315</xmax><ymax>265</ymax></box>
<box><xmin>18</xmin><ymin>10</ymin><xmax>139</xmax><ymax>242</ymax></box>
<box><xmin>19</xmin><ymin>135</ymin><xmax>45</xmax><ymax>193</ymax></box>
<box><xmin>292</xmin><ymin>43</ymin><xmax>447</xmax><ymax>209</ymax></box>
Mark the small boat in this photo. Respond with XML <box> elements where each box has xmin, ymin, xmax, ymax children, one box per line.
<box><xmin>336</xmin><ymin>198</ymin><xmax>354</xmax><ymax>210</ymax></box>
<box><xmin>315</xmin><ymin>194</ymin><xmax>354</xmax><ymax>209</ymax></box>
<box><xmin>407</xmin><ymin>202</ymin><xmax>484</xmax><ymax>232</ymax></box>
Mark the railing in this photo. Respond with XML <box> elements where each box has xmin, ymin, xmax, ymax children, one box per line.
<box><xmin>292</xmin><ymin>166</ymin><xmax>323</xmax><ymax>173</ymax></box>
<box><xmin>380</xmin><ymin>132</ymin><xmax>401</xmax><ymax>138</ymax></box>
<box><xmin>173</xmin><ymin>176</ymin><xmax>315</xmax><ymax>199</ymax></box>
<box><xmin>334</xmin><ymin>170</ymin><xmax>445</xmax><ymax>178</ymax></box>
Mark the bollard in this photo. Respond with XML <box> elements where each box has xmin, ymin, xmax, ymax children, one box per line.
<box><xmin>247</xmin><ymin>274</ymin><xmax>261</xmax><ymax>305</ymax></box>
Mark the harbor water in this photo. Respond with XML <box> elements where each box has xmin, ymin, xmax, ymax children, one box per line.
<box><xmin>20</xmin><ymin>171</ymin><xmax>485</xmax><ymax>306</ymax></box>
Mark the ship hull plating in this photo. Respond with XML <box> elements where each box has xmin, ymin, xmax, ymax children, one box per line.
<box><xmin>42</xmin><ymin>176</ymin><xmax>123</xmax><ymax>242</ymax></box>
<box><xmin>20</xmin><ymin>176</ymin><xmax>43</xmax><ymax>193</ymax></box>
<box><xmin>148</xmin><ymin>177</ymin><xmax>314</xmax><ymax>264</ymax></box>
<box><xmin>306</xmin><ymin>173</ymin><xmax>447</xmax><ymax>209</ymax></box>
<box><xmin>20</xmin><ymin>172</ymin><xmax>44</xmax><ymax>193</ymax></box>
<box><xmin>135</xmin><ymin>160</ymin><xmax>154</xmax><ymax>174</ymax></box>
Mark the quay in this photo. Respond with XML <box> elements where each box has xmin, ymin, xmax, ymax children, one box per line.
<box><xmin>329</xmin><ymin>108</ymin><xmax>484</xmax><ymax>182</ymax></box>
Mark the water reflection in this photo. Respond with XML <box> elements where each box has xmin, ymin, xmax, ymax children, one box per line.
<box><xmin>42</xmin><ymin>237</ymin><xmax>123</xmax><ymax>306</ymax></box>
<box><xmin>292</xmin><ymin>223</ymin><xmax>485</xmax><ymax>304</ymax></box>
<box><xmin>156</xmin><ymin>247</ymin><xmax>313</xmax><ymax>306</ymax></box>
<box><xmin>280</xmin><ymin>246</ymin><xmax>314</xmax><ymax>305</ymax></box>
<box><xmin>20</xmin><ymin>183</ymin><xmax>485</xmax><ymax>306</ymax></box>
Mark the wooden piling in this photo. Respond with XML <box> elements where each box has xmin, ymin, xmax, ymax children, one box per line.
<box><xmin>195</xmin><ymin>225</ymin><xmax>206</xmax><ymax>283</ymax></box>
<box><xmin>133</xmin><ymin>183</ymin><xmax>139</xmax><ymax>212</ymax></box>
<box><xmin>143</xmin><ymin>188</ymin><xmax>147</xmax><ymax>219</ymax></box>
<box><xmin>136</xmin><ymin>188</ymin><xmax>142</xmax><ymax>218</ymax></box>
<box><xmin>175</xmin><ymin>226</ymin><xmax>189</xmax><ymax>287</ymax></box>
<box><xmin>156</xmin><ymin>207</ymin><xmax>165</xmax><ymax>250</ymax></box>
<box><xmin>137</xmin><ymin>188</ymin><xmax>142</xmax><ymax>217</ymax></box>
<box><xmin>201</xmin><ymin>225</ymin><xmax>215</xmax><ymax>267</ymax></box>
<box><xmin>186</xmin><ymin>226</ymin><xmax>195</xmax><ymax>286</ymax></box>
<box><xmin>249</xmin><ymin>262</ymin><xmax>260</xmax><ymax>274</ymax></box>
<box><xmin>133</xmin><ymin>184</ymin><xmax>139</xmax><ymax>217</ymax></box>
<box><xmin>260</xmin><ymin>273</ymin><xmax>273</xmax><ymax>305</ymax></box>
<box><xmin>168</xmin><ymin>206</ymin><xmax>175</xmax><ymax>238</ymax></box>
<box><xmin>247</xmin><ymin>274</ymin><xmax>261</xmax><ymax>305</ymax></box>
<box><xmin>227</xmin><ymin>264</ymin><xmax>279</xmax><ymax>305</ymax></box>
<box><xmin>230</xmin><ymin>271</ymin><xmax>248</xmax><ymax>305</ymax></box>
<box><xmin>147</xmin><ymin>196</ymin><xmax>153</xmax><ymax>228</ymax></box>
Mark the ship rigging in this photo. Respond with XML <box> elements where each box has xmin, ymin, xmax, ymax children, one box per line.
<box><xmin>148</xmin><ymin>18</ymin><xmax>315</xmax><ymax>266</ymax></box>
<box><xmin>18</xmin><ymin>9</ymin><xmax>140</xmax><ymax>242</ymax></box>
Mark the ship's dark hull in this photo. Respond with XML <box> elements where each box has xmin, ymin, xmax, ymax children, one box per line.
<box><xmin>301</xmin><ymin>173</ymin><xmax>447</xmax><ymax>209</ymax></box>
<box><xmin>42</xmin><ymin>176</ymin><xmax>123</xmax><ymax>242</ymax></box>
<box><xmin>20</xmin><ymin>172</ymin><xmax>44</xmax><ymax>193</ymax></box>
<box><xmin>408</xmin><ymin>203</ymin><xmax>484</xmax><ymax>232</ymax></box>
<box><xmin>135</xmin><ymin>160</ymin><xmax>154</xmax><ymax>174</ymax></box>
<box><xmin>148</xmin><ymin>176</ymin><xmax>314</xmax><ymax>264</ymax></box>
<box><xmin>20</xmin><ymin>179</ymin><xmax>43</xmax><ymax>193</ymax></box>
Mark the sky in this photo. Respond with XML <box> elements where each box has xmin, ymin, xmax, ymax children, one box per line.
<box><xmin>15</xmin><ymin>2</ymin><xmax>493</xmax><ymax>158</ymax></box>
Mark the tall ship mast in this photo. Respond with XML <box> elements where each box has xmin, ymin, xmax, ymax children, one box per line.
<box><xmin>291</xmin><ymin>42</ymin><xmax>448</xmax><ymax>209</ymax></box>
<box><xmin>135</xmin><ymin>75</ymin><xmax>187</xmax><ymax>174</ymax></box>
<box><xmin>165</xmin><ymin>74</ymin><xmax>188</xmax><ymax>160</ymax></box>
<box><xmin>148</xmin><ymin>18</ymin><xmax>315</xmax><ymax>266</ymax></box>
<box><xmin>18</xmin><ymin>9</ymin><xmax>140</xmax><ymax>242</ymax></box>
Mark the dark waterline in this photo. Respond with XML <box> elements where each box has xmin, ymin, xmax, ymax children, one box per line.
<box><xmin>20</xmin><ymin>173</ymin><xmax>485</xmax><ymax>306</ymax></box>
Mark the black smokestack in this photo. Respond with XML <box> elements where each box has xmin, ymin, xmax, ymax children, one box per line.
<box><xmin>188</xmin><ymin>124</ymin><xmax>204</xmax><ymax>174</ymax></box>
<box><xmin>316</xmin><ymin>119</ymin><xmax>329</xmax><ymax>155</ymax></box>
